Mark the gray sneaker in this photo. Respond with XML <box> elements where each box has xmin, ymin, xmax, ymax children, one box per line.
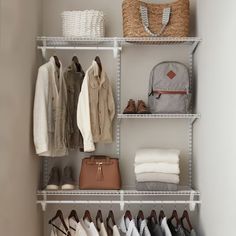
<box><xmin>61</xmin><ymin>166</ymin><xmax>75</xmax><ymax>190</ymax></box>
<box><xmin>46</xmin><ymin>167</ymin><xmax>60</xmax><ymax>190</ymax></box>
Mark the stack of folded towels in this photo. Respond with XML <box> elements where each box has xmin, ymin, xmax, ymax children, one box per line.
<box><xmin>135</xmin><ymin>148</ymin><xmax>180</xmax><ymax>191</ymax></box>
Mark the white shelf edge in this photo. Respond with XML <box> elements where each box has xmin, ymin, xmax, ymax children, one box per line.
<box><xmin>36</xmin><ymin>36</ymin><xmax>202</xmax><ymax>44</ymax></box>
<box><xmin>37</xmin><ymin>36</ymin><xmax>201</xmax><ymax>41</ymax></box>
<box><xmin>37</xmin><ymin>189</ymin><xmax>200</xmax><ymax>196</ymax></box>
<box><xmin>117</xmin><ymin>114</ymin><xmax>201</xmax><ymax>119</ymax></box>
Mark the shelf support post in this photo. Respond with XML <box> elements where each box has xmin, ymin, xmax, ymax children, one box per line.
<box><xmin>188</xmin><ymin>120</ymin><xmax>193</xmax><ymax>188</ymax></box>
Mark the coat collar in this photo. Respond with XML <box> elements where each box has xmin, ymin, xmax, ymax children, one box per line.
<box><xmin>49</xmin><ymin>56</ymin><xmax>64</xmax><ymax>96</ymax></box>
<box><xmin>90</xmin><ymin>60</ymin><xmax>106</xmax><ymax>86</ymax></box>
<box><xmin>49</xmin><ymin>56</ymin><xmax>62</xmax><ymax>74</ymax></box>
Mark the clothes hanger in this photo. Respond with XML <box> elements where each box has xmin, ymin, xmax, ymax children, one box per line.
<box><xmin>96</xmin><ymin>210</ymin><xmax>103</xmax><ymax>223</ymax></box>
<box><xmin>149</xmin><ymin>210</ymin><xmax>158</xmax><ymax>224</ymax></box>
<box><xmin>49</xmin><ymin>210</ymin><xmax>70</xmax><ymax>236</ymax></box>
<box><xmin>94</xmin><ymin>56</ymin><xmax>102</xmax><ymax>78</ymax></box>
<box><xmin>137</xmin><ymin>210</ymin><xmax>144</xmax><ymax>231</ymax></box>
<box><xmin>106</xmin><ymin>210</ymin><xmax>116</xmax><ymax>235</ymax></box>
<box><xmin>68</xmin><ymin>210</ymin><xmax>79</xmax><ymax>231</ymax></box>
<box><xmin>53</xmin><ymin>55</ymin><xmax>61</xmax><ymax>69</ymax></box>
<box><xmin>137</xmin><ymin>210</ymin><xmax>144</xmax><ymax>221</ymax></box>
<box><xmin>96</xmin><ymin>210</ymin><xmax>104</xmax><ymax>231</ymax></box>
<box><xmin>168</xmin><ymin>209</ymin><xmax>180</xmax><ymax>227</ymax></box>
<box><xmin>106</xmin><ymin>210</ymin><xmax>116</xmax><ymax>227</ymax></box>
<box><xmin>180</xmin><ymin>210</ymin><xmax>193</xmax><ymax>232</ymax></box>
<box><xmin>159</xmin><ymin>210</ymin><xmax>165</xmax><ymax>224</ymax></box>
<box><xmin>72</xmin><ymin>56</ymin><xmax>82</xmax><ymax>72</ymax></box>
<box><xmin>83</xmin><ymin>210</ymin><xmax>92</xmax><ymax>222</ymax></box>
<box><xmin>68</xmin><ymin>210</ymin><xmax>79</xmax><ymax>223</ymax></box>
<box><xmin>124</xmin><ymin>210</ymin><xmax>132</xmax><ymax>221</ymax></box>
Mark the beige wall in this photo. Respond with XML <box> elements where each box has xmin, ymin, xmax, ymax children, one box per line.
<box><xmin>42</xmin><ymin>0</ymin><xmax>196</xmax><ymax>186</ymax></box>
<box><xmin>195</xmin><ymin>0</ymin><xmax>236</xmax><ymax>235</ymax></box>
<box><xmin>0</xmin><ymin>0</ymin><xmax>43</xmax><ymax>236</ymax></box>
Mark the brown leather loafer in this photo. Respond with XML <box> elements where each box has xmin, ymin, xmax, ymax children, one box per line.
<box><xmin>137</xmin><ymin>100</ymin><xmax>151</xmax><ymax>114</ymax></box>
<box><xmin>123</xmin><ymin>99</ymin><xmax>136</xmax><ymax>114</ymax></box>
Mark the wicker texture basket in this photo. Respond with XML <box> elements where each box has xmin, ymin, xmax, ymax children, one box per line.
<box><xmin>62</xmin><ymin>10</ymin><xmax>105</xmax><ymax>38</ymax></box>
<box><xmin>122</xmin><ymin>0</ymin><xmax>190</xmax><ymax>37</ymax></box>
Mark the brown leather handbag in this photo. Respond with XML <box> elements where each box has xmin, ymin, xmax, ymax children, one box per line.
<box><xmin>79</xmin><ymin>156</ymin><xmax>121</xmax><ymax>190</ymax></box>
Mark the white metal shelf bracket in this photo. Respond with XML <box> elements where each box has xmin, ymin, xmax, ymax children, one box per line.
<box><xmin>189</xmin><ymin>191</ymin><xmax>196</xmax><ymax>211</ymax></box>
<box><xmin>41</xmin><ymin>191</ymin><xmax>47</xmax><ymax>211</ymax></box>
<box><xmin>190</xmin><ymin>41</ymin><xmax>199</xmax><ymax>55</ymax></box>
<box><xmin>113</xmin><ymin>38</ymin><xmax>121</xmax><ymax>59</ymax></box>
<box><xmin>120</xmin><ymin>190</ymin><xmax>125</xmax><ymax>211</ymax></box>
<box><xmin>42</xmin><ymin>39</ymin><xmax>47</xmax><ymax>60</ymax></box>
<box><xmin>190</xmin><ymin>117</ymin><xmax>197</xmax><ymax>125</ymax></box>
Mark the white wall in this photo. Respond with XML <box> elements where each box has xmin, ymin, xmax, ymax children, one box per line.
<box><xmin>0</xmin><ymin>0</ymin><xmax>43</xmax><ymax>236</ymax></box>
<box><xmin>195</xmin><ymin>0</ymin><xmax>236</xmax><ymax>235</ymax></box>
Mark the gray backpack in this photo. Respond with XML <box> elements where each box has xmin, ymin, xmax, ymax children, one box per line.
<box><xmin>148</xmin><ymin>61</ymin><xmax>191</xmax><ymax>114</ymax></box>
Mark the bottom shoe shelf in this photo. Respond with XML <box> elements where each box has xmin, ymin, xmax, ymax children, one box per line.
<box><xmin>36</xmin><ymin>188</ymin><xmax>201</xmax><ymax>212</ymax></box>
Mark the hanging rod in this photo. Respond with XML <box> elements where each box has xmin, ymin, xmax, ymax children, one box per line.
<box><xmin>37</xmin><ymin>46</ymin><xmax>122</xmax><ymax>51</ymax></box>
<box><xmin>37</xmin><ymin>200</ymin><xmax>201</xmax><ymax>212</ymax></box>
<box><xmin>38</xmin><ymin>37</ymin><xmax>121</xmax><ymax>59</ymax></box>
<box><xmin>37</xmin><ymin>189</ymin><xmax>200</xmax><ymax>212</ymax></box>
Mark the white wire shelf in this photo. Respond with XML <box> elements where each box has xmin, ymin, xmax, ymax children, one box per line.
<box><xmin>37</xmin><ymin>36</ymin><xmax>201</xmax><ymax>45</ymax></box>
<box><xmin>118</xmin><ymin>113</ymin><xmax>200</xmax><ymax>120</ymax></box>
<box><xmin>36</xmin><ymin>189</ymin><xmax>201</xmax><ymax>212</ymax></box>
<box><xmin>37</xmin><ymin>189</ymin><xmax>200</xmax><ymax>196</ymax></box>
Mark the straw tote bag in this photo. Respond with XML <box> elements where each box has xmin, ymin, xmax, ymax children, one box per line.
<box><xmin>122</xmin><ymin>0</ymin><xmax>190</xmax><ymax>37</ymax></box>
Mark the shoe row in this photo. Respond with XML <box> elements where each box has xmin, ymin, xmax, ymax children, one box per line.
<box><xmin>123</xmin><ymin>99</ymin><xmax>151</xmax><ymax>114</ymax></box>
<box><xmin>46</xmin><ymin>166</ymin><xmax>75</xmax><ymax>190</ymax></box>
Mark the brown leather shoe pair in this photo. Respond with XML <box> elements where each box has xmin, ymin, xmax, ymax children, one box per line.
<box><xmin>123</xmin><ymin>99</ymin><xmax>151</xmax><ymax>114</ymax></box>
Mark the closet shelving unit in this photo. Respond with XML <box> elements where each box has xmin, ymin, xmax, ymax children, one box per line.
<box><xmin>36</xmin><ymin>36</ymin><xmax>202</xmax><ymax>212</ymax></box>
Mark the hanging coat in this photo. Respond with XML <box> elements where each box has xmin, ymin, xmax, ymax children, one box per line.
<box><xmin>33</xmin><ymin>57</ymin><xmax>68</xmax><ymax>157</ymax></box>
<box><xmin>77</xmin><ymin>61</ymin><xmax>115</xmax><ymax>152</ymax></box>
<box><xmin>64</xmin><ymin>61</ymin><xmax>84</xmax><ymax>149</ymax></box>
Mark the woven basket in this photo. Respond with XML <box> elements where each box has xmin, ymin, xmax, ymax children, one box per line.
<box><xmin>62</xmin><ymin>10</ymin><xmax>105</xmax><ymax>38</ymax></box>
<box><xmin>122</xmin><ymin>0</ymin><xmax>190</xmax><ymax>37</ymax></box>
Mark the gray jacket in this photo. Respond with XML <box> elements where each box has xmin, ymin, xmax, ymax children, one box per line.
<box><xmin>64</xmin><ymin>61</ymin><xmax>84</xmax><ymax>149</ymax></box>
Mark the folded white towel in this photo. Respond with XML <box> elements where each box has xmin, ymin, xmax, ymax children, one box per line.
<box><xmin>135</xmin><ymin>163</ymin><xmax>180</xmax><ymax>175</ymax></box>
<box><xmin>135</xmin><ymin>148</ymin><xmax>180</xmax><ymax>164</ymax></box>
<box><xmin>136</xmin><ymin>173</ymin><xmax>179</xmax><ymax>184</ymax></box>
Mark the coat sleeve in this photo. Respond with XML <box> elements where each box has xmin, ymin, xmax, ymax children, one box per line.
<box><xmin>107</xmin><ymin>77</ymin><xmax>115</xmax><ymax>122</ymax></box>
<box><xmin>33</xmin><ymin>66</ymin><xmax>49</xmax><ymax>155</ymax></box>
<box><xmin>77</xmin><ymin>72</ymin><xmax>95</xmax><ymax>152</ymax></box>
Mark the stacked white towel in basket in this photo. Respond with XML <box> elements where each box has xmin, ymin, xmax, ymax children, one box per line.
<box><xmin>135</xmin><ymin>148</ymin><xmax>180</xmax><ymax>191</ymax></box>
